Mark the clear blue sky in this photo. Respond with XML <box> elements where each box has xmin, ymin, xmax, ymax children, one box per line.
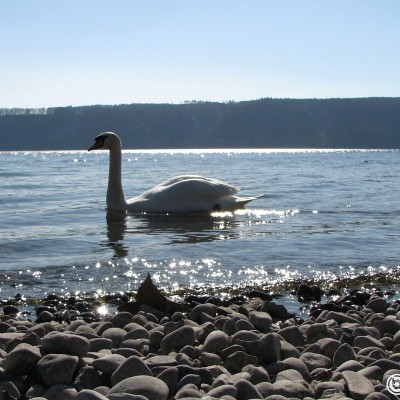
<box><xmin>1</xmin><ymin>0</ymin><xmax>399</xmax><ymax>108</ymax></box>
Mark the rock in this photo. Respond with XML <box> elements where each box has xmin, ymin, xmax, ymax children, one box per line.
<box><xmin>248</xmin><ymin>311</ymin><xmax>272</xmax><ymax>333</ymax></box>
<box><xmin>174</xmin><ymin>384</ymin><xmax>203</xmax><ymax>399</ymax></box>
<box><xmin>260</xmin><ymin>301</ymin><xmax>290</xmax><ymax>319</ymax></box>
<box><xmin>36</xmin><ymin>310</ymin><xmax>54</xmax><ymax>323</ymax></box>
<box><xmin>281</xmin><ymin>357</ymin><xmax>311</xmax><ymax>381</ymax></box>
<box><xmin>26</xmin><ymin>383</ymin><xmax>47</xmax><ymax>398</ymax></box>
<box><xmin>275</xmin><ymin>368</ymin><xmax>305</xmax><ymax>383</ymax></box>
<box><xmin>92</xmin><ymin>354</ymin><xmax>126</xmax><ymax>374</ymax></box>
<box><xmin>37</xmin><ymin>354</ymin><xmax>79</xmax><ymax>387</ymax></box>
<box><xmin>135</xmin><ymin>273</ymin><xmax>184</xmax><ymax>314</ymax></box>
<box><xmin>202</xmin><ymin>330</ymin><xmax>230</xmax><ymax>353</ymax></box>
<box><xmin>224</xmin><ymin>351</ymin><xmax>258</xmax><ymax>373</ymax></box>
<box><xmin>89</xmin><ymin>338</ymin><xmax>113</xmax><ymax>352</ymax></box>
<box><xmin>200</xmin><ymin>351</ymin><xmax>221</xmax><ymax>366</ymax></box>
<box><xmin>305</xmin><ymin>322</ymin><xmax>328</xmax><ymax>338</ymax></box>
<box><xmin>108</xmin><ymin>394</ymin><xmax>148</xmax><ymax>400</ymax></box>
<box><xmin>234</xmin><ymin>378</ymin><xmax>264</xmax><ymax>400</ymax></box>
<box><xmin>299</xmin><ymin>352</ymin><xmax>332</xmax><ymax>372</ymax></box>
<box><xmin>342</xmin><ymin>370</ymin><xmax>375</xmax><ymax>400</ymax></box>
<box><xmin>145</xmin><ymin>355</ymin><xmax>177</xmax><ymax>369</ymax></box>
<box><xmin>333</xmin><ymin>343</ymin><xmax>357</xmax><ymax>367</ymax></box>
<box><xmin>273</xmin><ymin>379</ymin><xmax>313</xmax><ymax>398</ymax></box>
<box><xmin>189</xmin><ymin>304</ymin><xmax>216</xmax><ymax>323</ymax></box>
<box><xmin>353</xmin><ymin>326</ymin><xmax>381</xmax><ymax>339</ymax></box>
<box><xmin>28</xmin><ymin>321</ymin><xmax>57</xmax><ymax>337</ymax></box>
<box><xmin>314</xmin><ymin>381</ymin><xmax>346</xmax><ymax>398</ymax></box>
<box><xmin>365</xmin><ymin>393</ymin><xmax>392</xmax><ymax>400</ymax></box>
<box><xmin>208</xmin><ymin>384</ymin><xmax>238</xmax><ymax>398</ymax></box>
<box><xmin>3</xmin><ymin>343</ymin><xmax>41</xmax><ymax>375</ymax></box>
<box><xmin>260</xmin><ymin>332</ymin><xmax>281</xmax><ymax>364</ymax></box>
<box><xmin>160</xmin><ymin>325</ymin><xmax>195</xmax><ymax>354</ymax></box>
<box><xmin>297</xmin><ymin>284</ymin><xmax>316</xmax><ymax>302</ymax></box>
<box><xmin>354</xmin><ymin>335</ymin><xmax>386</xmax><ymax>349</ymax></box>
<box><xmin>325</xmin><ymin>311</ymin><xmax>363</xmax><ymax>325</ymax></box>
<box><xmin>75</xmin><ymin>325</ymin><xmax>98</xmax><ymax>339</ymax></box>
<box><xmin>77</xmin><ymin>389</ymin><xmax>109</xmax><ymax>399</ymax></box>
<box><xmin>177</xmin><ymin>373</ymin><xmax>201</xmax><ymax>391</ymax></box>
<box><xmin>242</xmin><ymin>364</ymin><xmax>271</xmax><ymax>384</ymax></box>
<box><xmin>124</xmin><ymin>326</ymin><xmax>150</xmax><ymax>340</ymax></box>
<box><xmin>101</xmin><ymin>328</ymin><xmax>127</xmax><ymax>348</ymax></box>
<box><xmin>42</xmin><ymin>331</ymin><xmax>90</xmax><ymax>357</ymax></box>
<box><xmin>368</xmin><ymin>359</ymin><xmax>400</xmax><ymax>375</ymax></box>
<box><xmin>231</xmin><ymin>329</ymin><xmax>260</xmax><ymax>345</ymax></box>
<box><xmin>280</xmin><ymin>340</ymin><xmax>300</xmax><ymax>359</ymax></box>
<box><xmin>317</xmin><ymin>338</ymin><xmax>341</xmax><ymax>359</ymax></box>
<box><xmin>43</xmin><ymin>384</ymin><xmax>78</xmax><ymax>399</ymax></box>
<box><xmin>374</xmin><ymin>319</ymin><xmax>400</xmax><ymax>336</ymax></box>
<box><xmin>366</xmin><ymin>298</ymin><xmax>387</xmax><ymax>313</ymax></box>
<box><xmin>358</xmin><ymin>365</ymin><xmax>384</xmax><ymax>381</ymax></box>
<box><xmin>74</xmin><ymin>366</ymin><xmax>103</xmax><ymax>391</ymax></box>
<box><xmin>278</xmin><ymin>325</ymin><xmax>304</xmax><ymax>346</ymax></box>
<box><xmin>335</xmin><ymin>360</ymin><xmax>364</xmax><ymax>373</ymax></box>
<box><xmin>0</xmin><ymin>381</ymin><xmax>20</xmax><ymax>399</ymax></box>
<box><xmin>156</xmin><ymin>367</ymin><xmax>179</xmax><ymax>396</ymax></box>
<box><xmin>235</xmin><ymin>318</ymin><xmax>254</xmax><ymax>331</ymax></box>
<box><xmin>108</xmin><ymin>375</ymin><xmax>169</xmax><ymax>400</ymax></box>
<box><xmin>109</xmin><ymin>312</ymin><xmax>134</xmax><ymax>328</ymax></box>
<box><xmin>111</xmin><ymin>355</ymin><xmax>152</xmax><ymax>386</ymax></box>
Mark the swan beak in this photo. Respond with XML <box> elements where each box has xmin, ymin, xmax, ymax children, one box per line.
<box><xmin>88</xmin><ymin>141</ymin><xmax>102</xmax><ymax>151</ymax></box>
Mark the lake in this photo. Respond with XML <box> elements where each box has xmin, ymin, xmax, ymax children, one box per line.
<box><xmin>1</xmin><ymin>148</ymin><xmax>399</xmax><ymax>313</ymax></box>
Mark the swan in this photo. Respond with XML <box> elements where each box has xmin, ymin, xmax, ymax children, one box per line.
<box><xmin>88</xmin><ymin>132</ymin><xmax>263</xmax><ymax>213</ymax></box>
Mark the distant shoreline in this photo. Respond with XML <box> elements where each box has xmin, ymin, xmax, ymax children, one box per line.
<box><xmin>1</xmin><ymin>97</ymin><xmax>400</xmax><ymax>151</ymax></box>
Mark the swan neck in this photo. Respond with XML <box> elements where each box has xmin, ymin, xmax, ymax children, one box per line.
<box><xmin>107</xmin><ymin>147</ymin><xmax>126</xmax><ymax>210</ymax></box>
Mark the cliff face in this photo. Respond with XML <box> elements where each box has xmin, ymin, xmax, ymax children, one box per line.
<box><xmin>1</xmin><ymin>97</ymin><xmax>399</xmax><ymax>150</ymax></box>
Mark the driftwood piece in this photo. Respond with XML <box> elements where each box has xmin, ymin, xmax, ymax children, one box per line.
<box><xmin>118</xmin><ymin>273</ymin><xmax>185</xmax><ymax>315</ymax></box>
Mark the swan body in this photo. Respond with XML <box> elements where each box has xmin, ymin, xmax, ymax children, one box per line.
<box><xmin>88</xmin><ymin>132</ymin><xmax>263</xmax><ymax>213</ymax></box>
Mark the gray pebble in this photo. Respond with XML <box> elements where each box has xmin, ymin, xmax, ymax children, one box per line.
<box><xmin>92</xmin><ymin>354</ymin><xmax>126</xmax><ymax>374</ymax></box>
<box><xmin>37</xmin><ymin>353</ymin><xmax>79</xmax><ymax>387</ymax></box>
<box><xmin>101</xmin><ymin>327</ymin><xmax>127</xmax><ymax>348</ymax></box>
<box><xmin>343</xmin><ymin>370</ymin><xmax>375</xmax><ymax>400</ymax></box>
<box><xmin>3</xmin><ymin>342</ymin><xmax>41</xmax><ymax>375</ymax></box>
<box><xmin>160</xmin><ymin>325</ymin><xmax>195</xmax><ymax>354</ymax></box>
<box><xmin>108</xmin><ymin>375</ymin><xmax>169</xmax><ymax>400</ymax></box>
<box><xmin>42</xmin><ymin>331</ymin><xmax>90</xmax><ymax>357</ymax></box>
<box><xmin>111</xmin><ymin>355</ymin><xmax>152</xmax><ymax>386</ymax></box>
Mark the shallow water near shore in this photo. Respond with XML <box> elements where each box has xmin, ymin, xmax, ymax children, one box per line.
<box><xmin>1</xmin><ymin>148</ymin><xmax>400</xmax><ymax>314</ymax></box>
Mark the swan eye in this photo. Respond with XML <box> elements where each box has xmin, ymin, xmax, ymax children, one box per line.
<box><xmin>96</xmin><ymin>135</ymin><xmax>108</xmax><ymax>146</ymax></box>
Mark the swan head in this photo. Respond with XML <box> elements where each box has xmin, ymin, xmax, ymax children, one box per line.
<box><xmin>88</xmin><ymin>132</ymin><xmax>121</xmax><ymax>151</ymax></box>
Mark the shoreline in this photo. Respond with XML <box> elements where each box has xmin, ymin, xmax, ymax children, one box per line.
<box><xmin>0</xmin><ymin>275</ymin><xmax>400</xmax><ymax>399</ymax></box>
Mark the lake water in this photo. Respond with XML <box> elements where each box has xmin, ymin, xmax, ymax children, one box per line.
<box><xmin>1</xmin><ymin>148</ymin><xmax>400</xmax><ymax>313</ymax></box>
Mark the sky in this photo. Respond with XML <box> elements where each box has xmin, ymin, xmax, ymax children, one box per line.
<box><xmin>1</xmin><ymin>0</ymin><xmax>399</xmax><ymax>108</ymax></box>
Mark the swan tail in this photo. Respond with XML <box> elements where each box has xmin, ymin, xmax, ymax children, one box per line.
<box><xmin>215</xmin><ymin>194</ymin><xmax>265</xmax><ymax>211</ymax></box>
<box><xmin>236</xmin><ymin>194</ymin><xmax>265</xmax><ymax>208</ymax></box>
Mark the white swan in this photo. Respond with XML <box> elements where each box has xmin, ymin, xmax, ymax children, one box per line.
<box><xmin>88</xmin><ymin>132</ymin><xmax>263</xmax><ymax>213</ymax></box>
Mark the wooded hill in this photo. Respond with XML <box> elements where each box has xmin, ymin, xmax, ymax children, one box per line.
<box><xmin>1</xmin><ymin>97</ymin><xmax>399</xmax><ymax>150</ymax></box>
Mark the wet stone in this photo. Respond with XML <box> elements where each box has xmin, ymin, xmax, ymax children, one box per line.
<box><xmin>111</xmin><ymin>355</ymin><xmax>153</xmax><ymax>386</ymax></box>
<box><xmin>42</xmin><ymin>331</ymin><xmax>90</xmax><ymax>357</ymax></box>
<box><xmin>37</xmin><ymin>353</ymin><xmax>79</xmax><ymax>387</ymax></box>
<box><xmin>3</xmin><ymin>343</ymin><xmax>42</xmax><ymax>375</ymax></box>
<box><xmin>108</xmin><ymin>376</ymin><xmax>169</xmax><ymax>400</ymax></box>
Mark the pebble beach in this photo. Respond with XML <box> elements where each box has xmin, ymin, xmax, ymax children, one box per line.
<box><xmin>1</xmin><ymin>276</ymin><xmax>400</xmax><ymax>400</ymax></box>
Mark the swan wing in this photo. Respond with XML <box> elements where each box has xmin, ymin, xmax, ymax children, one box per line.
<box><xmin>127</xmin><ymin>175</ymin><xmax>240</xmax><ymax>212</ymax></box>
<box><xmin>153</xmin><ymin>175</ymin><xmax>238</xmax><ymax>196</ymax></box>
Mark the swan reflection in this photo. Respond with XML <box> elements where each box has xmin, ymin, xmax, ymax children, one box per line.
<box><xmin>104</xmin><ymin>210</ymin><xmax>241</xmax><ymax>259</ymax></box>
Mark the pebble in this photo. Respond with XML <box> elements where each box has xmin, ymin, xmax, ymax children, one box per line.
<box><xmin>37</xmin><ymin>353</ymin><xmax>79</xmax><ymax>386</ymax></box>
<box><xmin>1</xmin><ymin>285</ymin><xmax>400</xmax><ymax>399</ymax></box>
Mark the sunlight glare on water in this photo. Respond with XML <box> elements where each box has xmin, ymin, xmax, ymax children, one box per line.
<box><xmin>0</xmin><ymin>149</ymin><xmax>400</xmax><ymax>302</ymax></box>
